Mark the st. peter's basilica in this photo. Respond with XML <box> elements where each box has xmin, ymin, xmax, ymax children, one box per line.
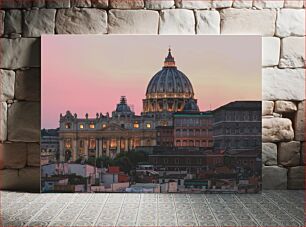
<box><xmin>59</xmin><ymin>49</ymin><xmax>214</xmax><ymax>162</ymax></box>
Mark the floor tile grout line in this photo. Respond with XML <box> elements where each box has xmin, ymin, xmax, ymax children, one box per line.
<box><xmin>236</xmin><ymin>195</ymin><xmax>282</xmax><ymax>226</ymax></box>
<box><xmin>23</xmin><ymin>194</ymin><xmax>62</xmax><ymax>226</ymax></box>
<box><xmin>187</xmin><ymin>194</ymin><xmax>199</xmax><ymax>226</ymax></box>
<box><xmin>265</xmin><ymin>190</ymin><xmax>304</xmax><ymax>212</ymax></box>
<box><xmin>47</xmin><ymin>194</ymin><xmax>77</xmax><ymax>227</ymax></box>
<box><xmin>253</xmin><ymin>199</ymin><xmax>284</xmax><ymax>226</ymax></box>
<box><xmin>190</xmin><ymin>195</ymin><xmax>215</xmax><ymax>226</ymax></box>
<box><xmin>261</xmin><ymin>192</ymin><xmax>304</xmax><ymax>225</ymax></box>
<box><xmin>132</xmin><ymin>194</ymin><xmax>141</xmax><ymax>227</ymax></box>
<box><xmin>10</xmin><ymin>193</ymin><xmax>30</xmax><ymax>205</ymax></box>
<box><xmin>234</xmin><ymin>195</ymin><xmax>263</xmax><ymax>227</ymax></box>
<box><xmin>201</xmin><ymin>194</ymin><xmax>220</xmax><ymax>227</ymax></box>
<box><xmin>135</xmin><ymin>194</ymin><xmax>143</xmax><ymax>226</ymax></box>
<box><xmin>172</xmin><ymin>195</ymin><xmax>178</xmax><ymax>226</ymax></box>
<box><xmin>156</xmin><ymin>193</ymin><xmax>159</xmax><ymax>226</ymax></box>
<box><xmin>89</xmin><ymin>195</ymin><xmax>111</xmax><ymax>225</ymax></box>
<box><xmin>234</xmin><ymin>195</ymin><xmax>261</xmax><ymax>226</ymax></box>
<box><xmin>93</xmin><ymin>194</ymin><xmax>110</xmax><ymax>226</ymax></box>
<box><xmin>70</xmin><ymin>194</ymin><xmax>94</xmax><ymax>226</ymax></box>
<box><xmin>217</xmin><ymin>194</ymin><xmax>244</xmax><ymax>226</ymax></box>
<box><xmin>114</xmin><ymin>194</ymin><xmax>126</xmax><ymax>227</ymax></box>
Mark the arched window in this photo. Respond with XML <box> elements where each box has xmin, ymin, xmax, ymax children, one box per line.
<box><xmin>189</xmin><ymin>140</ymin><xmax>194</xmax><ymax>146</ymax></box>
<box><xmin>195</xmin><ymin>140</ymin><xmax>200</xmax><ymax>147</ymax></box>
<box><xmin>89</xmin><ymin>138</ymin><xmax>96</xmax><ymax>149</ymax></box>
<box><xmin>183</xmin><ymin>140</ymin><xmax>187</xmax><ymax>146</ymax></box>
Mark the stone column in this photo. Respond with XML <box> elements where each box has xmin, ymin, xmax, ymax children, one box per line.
<box><xmin>125</xmin><ymin>139</ymin><xmax>129</xmax><ymax>152</ymax></box>
<box><xmin>106</xmin><ymin>139</ymin><xmax>110</xmax><ymax>157</ymax></box>
<box><xmin>96</xmin><ymin>138</ymin><xmax>99</xmax><ymax>158</ymax></box>
<box><xmin>59</xmin><ymin>139</ymin><xmax>65</xmax><ymax>162</ymax></box>
<box><xmin>116</xmin><ymin>138</ymin><xmax>120</xmax><ymax>154</ymax></box>
<box><xmin>72</xmin><ymin>139</ymin><xmax>77</xmax><ymax>161</ymax></box>
<box><xmin>98</xmin><ymin>138</ymin><xmax>103</xmax><ymax>157</ymax></box>
<box><xmin>84</xmin><ymin>139</ymin><xmax>89</xmax><ymax>159</ymax></box>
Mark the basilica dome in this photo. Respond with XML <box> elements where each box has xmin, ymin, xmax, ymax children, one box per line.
<box><xmin>146</xmin><ymin>49</ymin><xmax>194</xmax><ymax>99</ymax></box>
<box><xmin>143</xmin><ymin>49</ymin><xmax>197</xmax><ymax>114</ymax></box>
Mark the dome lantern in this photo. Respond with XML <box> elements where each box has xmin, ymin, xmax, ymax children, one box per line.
<box><xmin>164</xmin><ymin>48</ymin><xmax>176</xmax><ymax>68</ymax></box>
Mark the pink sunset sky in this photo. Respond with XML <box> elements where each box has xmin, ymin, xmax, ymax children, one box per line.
<box><xmin>42</xmin><ymin>35</ymin><xmax>261</xmax><ymax>129</ymax></box>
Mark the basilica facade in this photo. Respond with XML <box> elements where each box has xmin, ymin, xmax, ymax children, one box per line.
<box><xmin>59</xmin><ymin>49</ymin><xmax>212</xmax><ymax>162</ymax></box>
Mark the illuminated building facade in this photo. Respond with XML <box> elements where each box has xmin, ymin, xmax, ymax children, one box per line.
<box><xmin>58</xmin><ymin>49</ymin><xmax>207</xmax><ymax>162</ymax></box>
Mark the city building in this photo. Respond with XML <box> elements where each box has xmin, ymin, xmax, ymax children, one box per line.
<box><xmin>156</xmin><ymin>126</ymin><xmax>174</xmax><ymax>147</ymax></box>
<box><xmin>41</xmin><ymin>129</ymin><xmax>59</xmax><ymax>164</ymax></box>
<box><xmin>149</xmin><ymin>147</ymin><xmax>211</xmax><ymax>173</ymax></box>
<box><xmin>173</xmin><ymin>107</ymin><xmax>213</xmax><ymax>148</ymax></box>
<box><xmin>213</xmin><ymin>101</ymin><xmax>261</xmax><ymax>150</ymax></box>
<box><xmin>43</xmin><ymin>48</ymin><xmax>262</xmax><ymax>193</ymax></box>
<box><xmin>58</xmin><ymin>49</ymin><xmax>201</xmax><ymax>162</ymax></box>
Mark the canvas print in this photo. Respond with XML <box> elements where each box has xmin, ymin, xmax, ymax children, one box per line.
<box><xmin>41</xmin><ymin>35</ymin><xmax>262</xmax><ymax>193</ymax></box>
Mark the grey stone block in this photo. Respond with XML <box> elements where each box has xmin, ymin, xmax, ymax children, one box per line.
<box><xmin>0</xmin><ymin>102</ymin><xmax>7</xmax><ymax>142</ymax></box>
<box><xmin>4</xmin><ymin>9</ymin><xmax>22</xmax><ymax>34</ymax></box>
<box><xmin>108</xmin><ymin>10</ymin><xmax>159</xmax><ymax>34</ymax></box>
<box><xmin>262</xmin><ymin>143</ymin><xmax>277</xmax><ymax>166</ymax></box>
<box><xmin>0</xmin><ymin>167</ymin><xmax>40</xmax><ymax>192</ymax></box>
<box><xmin>46</xmin><ymin>0</ymin><xmax>70</xmax><ymax>8</ymax></box>
<box><xmin>294</xmin><ymin>101</ymin><xmax>305</xmax><ymax>141</ymax></box>
<box><xmin>56</xmin><ymin>8</ymin><xmax>107</xmax><ymax>34</ymax></box>
<box><xmin>159</xmin><ymin>9</ymin><xmax>195</xmax><ymax>34</ymax></box>
<box><xmin>278</xmin><ymin>141</ymin><xmax>301</xmax><ymax>167</ymax></box>
<box><xmin>91</xmin><ymin>0</ymin><xmax>109</xmax><ymax>8</ymax></box>
<box><xmin>32</xmin><ymin>0</ymin><xmax>46</xmax><ymax>8</ymax></box>
<box><xmin>262</xmin><ymin>166</ymin><xmax>287</xmax><ymax>189</ymax></box>
<box><xmin>109</xmin><ymin>0</ymin><xmax>144</xmax><ymax>9</ymax></box>
<box><xmin>0</xmin><ymin>69</ymin><xmax>15</xmax><ymax>102</ymax></box>
<box><xmin>8</xmin><ymin>102</ymin><xmax>40</xmax><ymax>142</ymax></box>
<box><xmin>71</xmin><ymin>0</ymin><xmax>91</xmax><ymax>7</ymax></box>
<box><xmin>0</xmin><ymin>142</ymin><xmax>27</xmax><ymax>169</ymax></box>
<box><xmin>145</xmin><ymin>0</ymin><xmax>174</xmax><ymax>9</ymax></box>
<box><xmin>0</xmin><ymin>0</ymin><xmax>32</xmax><ymax>9</ymax></box>
<box><xmin>23</xmin><ymin>9</ymin><xmax>56</xmax><ymax>37</ymax></box>
<box><xmin>0</xmin><ymin>38</ymin><xmax>40</xmax><ymax>69</ymax></box>
<box><xmin>27</xmin><ymin>143</ymin><xmax>40</xmax><ymax>167</ymax></box>
<box><xmin>15</xmin><ymin>68</ymin><xmax>41</xmax><ymax>101</ymax></box>
<box><xmin>288</xmin><ymin>166</ymin><xmax>304</xmax><ymax>189</ymax></box>
<box><xmin>0</xmin><ymin>10</ymin><xmax>4</xmax><ymax>35</ymax></box>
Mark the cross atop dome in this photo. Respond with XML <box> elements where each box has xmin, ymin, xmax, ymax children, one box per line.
<box><xmin>164</xmin><ymin>47</ymin><xmax>176</xmax><ymax>68</ymax></box>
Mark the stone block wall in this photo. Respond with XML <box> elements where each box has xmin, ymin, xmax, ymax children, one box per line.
<box><xmin>0</xmin><ymin>0</ymin><xmax>305</xmax><ymax>192</ymax></box>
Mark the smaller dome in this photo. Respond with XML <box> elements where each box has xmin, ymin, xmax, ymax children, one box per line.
<box><xmin>183</xmin><ymin>99</ymin><xmax>199</xmax><ymax>112</ymax></box>
<box><xmin>116</xmin><ymin>96</ymin><xmax>132</xmax><ymax>113</ymax></box>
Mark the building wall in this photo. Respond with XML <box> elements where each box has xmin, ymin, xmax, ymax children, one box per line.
<box><xmin>0</xmin><ymin>0</ymin><xmax>305</xmax><ymax>191</ymax></box>
<box><xmin>174</xmin><ymin>113</ymin><xmax>213</xmax><ymax>147</ymax></box>
<box><xmin>213</xmin><ymin>104</ymin><xmax>262</xmax><ymax>149</ymax></box>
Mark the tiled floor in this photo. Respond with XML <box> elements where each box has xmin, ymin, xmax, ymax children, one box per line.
<box><xmin>1</xmin><ymin>190</ymin><xmax>304</xmax><ymax>226</ymax></box>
